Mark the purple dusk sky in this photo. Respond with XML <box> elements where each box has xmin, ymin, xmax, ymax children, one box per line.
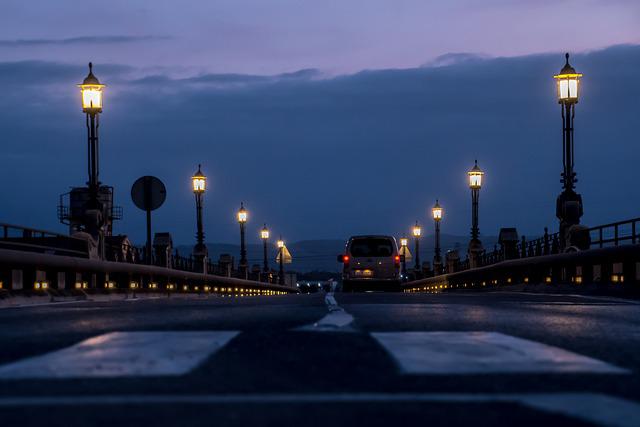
<box><xmin>1</xmin><ymin>0</ymin><xmax>639</xmax><ymax>74</ymax></box>
<box><xmin>1</xmin><ymin>1</ymin><xmax>640</xmax><ymax>249</ymax></box>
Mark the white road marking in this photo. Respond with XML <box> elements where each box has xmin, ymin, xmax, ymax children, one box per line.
<box><xmin>372</xmin><ymin>331</ymin><xmax>628</xmax><ymax>375</ymax></box>
<box><xmin>0</xmin><ymin>331</ymin><xmax>238</xmax><ymax>379</ymax></box>
<box><xmin>325</xmin><ymin>294</ymin><xmax>338</xmax><ymax>306</ymax></box>
<box><xmin>0</xmin><ymin>392</ymin><xmax>636</xmax><ymax>426</ymax></box>
<box><xmin>297</xmin><ymin>292</ymin><xmax>355</xmax><ymax>331</ymax></box>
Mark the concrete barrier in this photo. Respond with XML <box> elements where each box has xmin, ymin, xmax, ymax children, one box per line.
<box><xmin>403</xmin><ymin>244</ymin><xmax>640</xmax><ymax>295</ymax></box>
<box><xmin>0</xmin><ymin>247</ymin><xmax>296</xmax><ymax>295</ymax></box>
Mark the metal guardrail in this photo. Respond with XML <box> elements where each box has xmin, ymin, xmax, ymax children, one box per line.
<box><xmin>0</xmin><ymin>223</ymin><xmax>90</xmax><ymax>257</ymax></box>
<box><xmin>0</xmin><ymin>222</ymin><xmax>281</xmax><ymax>287</ymax></box>
<box><xmin>449</xmin><ymin>217</ymin><xmax>640</xmax><ymax>274</ymax></box>
<box><xmin>106</xmin><ymin>242</ymin><xmax>241</xmax><ymax>278</ymax></box>
<box><xmin>0</xmin><ymin>222</ymin><xmax>78</xmax><ymax>240</ymax></box>
<box><xmin>0</xmin><ymin>247</ymin><xmax>295</xmax><ymax>293</ymax></box>
<box><xmin>405</xmin><ymin>244</ymin><xmax>640</xmax><ymax>292</ymax></box>
<box><xmin>589</xmin><ymin>217</ymin><xmax>640</xmax><ymax>248</ymax></box>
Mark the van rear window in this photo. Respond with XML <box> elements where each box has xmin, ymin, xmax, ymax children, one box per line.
<box><xmin>349</xmin><ymin>238</ymin><xmax>394</xmax><ymax>257</ymax></box>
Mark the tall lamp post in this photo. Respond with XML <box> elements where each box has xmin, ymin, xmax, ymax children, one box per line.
<box><xmin>412</xmin><ymin>222</ymin><xmax>422</xmax><ymax>272</ymax></box>
<box><xmin>277</xmin><ymin>237</ymin><xmax>285</xmax><ymax>285</ymax></box>
<box><xmin>553</xmin><ymin>53</ymin><xmax>584</xmax><ymax>250</ymax></box>
<box><xmin>399</xmin><ymin>237</ymin><xmax>408</xmax><ymax>278</ymax></box>
<box><xmin>237</xmin><ymin>203</ymin><xmax>248</xmax><ymax>277</ymax></box>
<box><xmin>78</xmin><ymin>63</ymin><xmax>105</xmax><ymax>252</ymax></box>
<box><xmin>191</xmin><ymin>165</ymin><xmax>207</xmax><ymax>270</ymax></box>
<box><xmin>260</xmin><ymin>224</ymin><xmax>270</xmax><ymax>277</ymax></box>
<box><xmin>432</xmin><ymin>200</ymin><xmax>443</xmax><ymax>275</ymax></box>
<box><xmin>468</xmin><ymin>160</ymin><xmax>484</xmax><ymax>267</ymax></box>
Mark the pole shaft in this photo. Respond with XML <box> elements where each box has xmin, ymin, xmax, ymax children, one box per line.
<box><xmin>471</xmin><ymin>189</ymin><xmax>479</xmax><ymax>240</ymax></box>
<box><xmin>195</xmin><ymin>193</ymin><xmax>204</xmax><ymax>246</ymax></box>
<box><xmin>146</xmin><ymin>208</ymin><xmax>152</xmax><ymax>265</ymax></box>
<box><xmin>279</xmin><ymin>247</ymin><xmax>284</xmax><ymax>285</ymax></box>
<box><xmin>562</xmin><ymin>103</ymin><xmax>575</xmax><ymax>190</ymax></box>
<box><xmin>263</xmin><ymin>240</ymin><xmax>268</xmax><ymax>272</ymax></box>
<box><xmin>435</xmin><ymin>220</ymin><xmax>441</xmax><ymax>261</ymax></box>
<box><xmin>240</xmin><ymin>223</ymin><xmax>247</xmax><ymax>266</ymax></box>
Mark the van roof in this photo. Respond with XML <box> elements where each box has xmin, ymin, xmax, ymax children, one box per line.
<box><xmin>348</xmin><ymin>235</ymin><xmax>394</xmax><ymax>240</ymax></box>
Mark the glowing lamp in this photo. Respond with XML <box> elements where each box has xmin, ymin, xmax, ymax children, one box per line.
<box><xmin>261</xmin><ymin>224</ymin><xmax>270</xmax><ymax>240</ymax></box>
<box><xmin>412</xmin><ymin>222</ymin><xmax>422</xmax><ymax>238</ymax></box>
<box><xmin>432</xmin><ymin>199</ymin><xmax>443</xmax><ymax>221</ymax></box>
<box><xmin>553</xmin><ymin>53</ymin><xmax>582</xmax><ymax>103</ymax></box>
<box><xmin>192</xmin><ymin>165</ymin><xmax>206</xmax><ymax>193</ymax></box>
<box><xmin>79</xmin><ymin>62</ymin><xmax>105</xmax><ymax>113</ymax></box>
<box><xmin>237</xmin><ymin>203</ymin><xmax>248</xmax><ymax>223</ymax></box>
<box><xmin>468</xmin><ymin>160</ymin><xmax>484</xmax><ymax>189</ymax></box>
<box><xmin>400</xmin><ymin>237</ymin><xmax>408</xmax><ymax>247</ymax></box>
<box><xmin>277</xmin><ymin>239</ymin><xmax>285</xmax><ymax>249</ymax></box>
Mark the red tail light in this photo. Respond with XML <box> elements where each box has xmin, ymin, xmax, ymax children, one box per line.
<box><xmin>343</xmin><ymin>255</ymin><xmax>350</xmax><ymax>264</ymax></box>
<box><xmin>394</xmin><ymin>255</ymin><xmax>400</xmax><ymax>264</ymax></box>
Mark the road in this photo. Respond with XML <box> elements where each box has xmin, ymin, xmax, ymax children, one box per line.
<box><xmin>0</xmin><ymin>291</ymin><xmax>639</xmax><ymax>426</ymax></box>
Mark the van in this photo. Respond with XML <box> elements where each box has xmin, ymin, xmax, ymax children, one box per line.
<box><xmin>337</xmin><ymin>235</ymin><xmax>402</xmax><ymax>292</ymax></box>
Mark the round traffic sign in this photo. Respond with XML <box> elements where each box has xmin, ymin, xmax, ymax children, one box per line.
<box><xmin>131</xmin><ymin>176</ymin><xmax>167</xmax><ymax>211</ymax></box>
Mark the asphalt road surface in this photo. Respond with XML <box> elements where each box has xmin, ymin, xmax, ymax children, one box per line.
<box><xmin>0</xmin><ymin>291</ymin><xmax>639</xmax><ymax>426</ymax></box>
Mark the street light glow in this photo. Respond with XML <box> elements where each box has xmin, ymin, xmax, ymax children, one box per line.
<box><xmin>261</xmin><ymin>224</ymin><xmax>270</xmax><ymax>240</ymax></box>
<box><xmin>412</xmin><ymin>222</ymin><xmax>422</xmax><ymax>237</ymax></box>
<box><xmin>78</xmin><ymin>62</ymin><xmax>104</xmax><ymax>113</ymax></box>
<box><xmin>277</xmin><ymin>239</ymin><xmax>285</xmax><ymax>248</ymax></box>
<box><xmin>192</xmin><ymin>164</ymin><xmax>206</xmax><ymax>193</ymax></box>
<box><xmin>400</xmin><ymin>237</ymin><xmax>408</xmax><ymax>247</ymax></box>
<box><xmin>237</xmin><ymin>203</ymin><xmax>248</xmax><ymax>223</ymax></box>
<box><xmin>554</xmin><ymin>53</ymin><xmax>582</xmax><ymax>103</ymax></box>
<box><xmin>468</xmin><ymin>160</ymin><xmax>484</xmax><ymax>189</ymax></box>
<box><xmin>432</xmin><ymin>200</ymin><xmax>443</xmax><ymax>221</ymax></box>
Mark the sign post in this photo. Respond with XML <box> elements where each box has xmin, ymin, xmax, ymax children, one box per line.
<box><xmin>131</xmin><ymin>176</ymin><xmax>167</xmax><ymax>264</ymax></box>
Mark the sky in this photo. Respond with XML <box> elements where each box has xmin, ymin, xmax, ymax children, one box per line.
<box><xmin>0</xmin><ymin>1</ymin><xmax>639</xmax><ymax>246</ymax></box>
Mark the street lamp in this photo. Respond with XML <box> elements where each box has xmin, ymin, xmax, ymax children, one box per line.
<box><xmin>261</xmin><ymin>224</ymin><xmax>270</xmax><ymax>274</ymax></box>
<box><xmin>468</xmin><ymin>160</ymin><xmax>484</xmax><ymax>266</ymax></box>
<box><xmin>412</xmin><ymin>221</ymin><xmax>422</xmax><ymax>272</ymax></box>
<box><xmin>277</xmin><ymin>237</ymin><xmax>285</xmax><ymax>285</ymax></box>
<box><xmin>553</xmin><ymin>53</ymin><xmax>584</xmax><ymax>250</ymax></box>
<box><xmin>432</xmin><ymin>200</ymin><xmax>443</xmax><ymax>275</ymax></box>
<box><xmin>399</xmin><ymin>237</ymin><xmax>408</xmax><ymax>275</ymax></box>
<box><xmin>78</xmin><ymin>62</ymin><xmax>105</xmax><ymax>243</ymax></box>
<box><xmin>237</xmin><ymin>203</ymin><xmax>248</xmax><ymax>277</ymax></box>
<box><xmin>192</xmin><ymin>165</ymin><xmax>207</xmax><ymax>268</ymax></box>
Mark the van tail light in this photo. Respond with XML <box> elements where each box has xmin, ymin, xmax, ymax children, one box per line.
<box><xmin>394</xmin><ymin>255</ymin><xmax>401</xmax><ymax>266</ymax></box>
<box><xmin>343</xmin><ymin>255</ymin><xmax>350</xmax><ymax>264</ymax></box>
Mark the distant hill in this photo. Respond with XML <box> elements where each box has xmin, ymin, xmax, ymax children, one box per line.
<box><xmin>175</xmin><ymin>234</ymin><xmax>499</xmax><ymax>273</ymax></box>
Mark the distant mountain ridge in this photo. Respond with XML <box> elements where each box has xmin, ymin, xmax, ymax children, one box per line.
<box><xmin>175</xmin><ymin>234</ymin><xmax>499</xmax><ymax>272</ymax></box>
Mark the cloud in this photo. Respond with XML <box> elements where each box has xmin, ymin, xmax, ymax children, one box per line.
<box><xmin>0</xmin><ymin>44</ymin><xmax>639</xmax><ymax>248</ymax></box>
<box><xmin>0</xmin><ymin>60</ymin><xmax>133</xmax><ymax>86</ymax></box>
<box><xmin>128</xmin><ymin>68</ymin><xmax>322</xmax><ymax>90</ymax></box>
<box><xmin>423</xmin><ymin>52</ymin><xmax>490</xmax><ymax>68</ymax></box>
<box><xmin>0</xmin><ymin>35</ymin><xmax>170</xmax><ymax>47</ymax></box>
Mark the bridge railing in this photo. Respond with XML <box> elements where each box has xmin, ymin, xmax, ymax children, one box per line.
<box><xmin>0</xmin><ymin>223</ymin><xmax>281</xmax><ymax>289</ymax></box>
<box><xmin>450</xmin><ymin>217</ymin><xmax>640</xmax><ymax>274</ymax></box>
<box><xmin>589</xmin><ymin>218</ymin><xmax>640</xmax><ymax>248</ymax></box>
<box><xmin>405</xmin><ymin>243</ymin><xmax>640</xmax><ymax>292</ymax></box>
<box><xmin>0</xmin><ymin>246</ymin><xmax>294</xmax><ymax>294</ymax></box>
<box><xmin>0</xmin><ymin>223</ymin><xmax>90</xmax><ymax>258</ymax></box>
<box><xmin>105</xmin><ymin>242</ymin><xmax>268</xmax><ymax>281</ymax></box>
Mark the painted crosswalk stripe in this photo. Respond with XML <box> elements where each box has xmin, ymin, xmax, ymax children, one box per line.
<box><xmin>0</xmin><ymin>331</ymin><xmax>239</xmax><ymax>379</ymax></box>
<box><xmin>372</xmin><ymin>331</ymin><xmax>628</xmax><ymax>374</ymax></box>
